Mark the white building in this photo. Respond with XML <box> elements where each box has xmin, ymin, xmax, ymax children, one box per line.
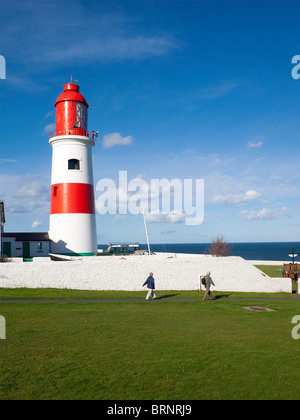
<box><xmin>1</xmin><ymin>232</ymin><xmax>51</xmax><ymax>259</ymax></box>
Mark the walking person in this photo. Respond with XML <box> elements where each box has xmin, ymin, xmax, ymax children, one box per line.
<box><xmin>143</xmin><ymin>272</ymin><xmax>157</xmax><ymax>300</ymax></box>
<box><xmin>203</xmin><ymin>271</ymin><xmax>215</xmax><ymax>301</ymax></box>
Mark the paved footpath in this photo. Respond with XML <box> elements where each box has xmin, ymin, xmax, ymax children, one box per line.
<box><xmin>0</xmin><ymin>295</ymin><xmax>299</xmax><ymax>303</ymax></box>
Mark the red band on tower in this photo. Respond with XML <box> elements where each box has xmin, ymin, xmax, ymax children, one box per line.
<box><xmin>50</xmin><ymin>183</ymin><xmax>95</xmax><ymax>214</ymax></box>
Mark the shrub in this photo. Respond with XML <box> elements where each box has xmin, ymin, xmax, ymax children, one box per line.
<box><xmin>207</xmin><ymin>235</ymin><xmax>233</xmax><ymax>257</ymax></box>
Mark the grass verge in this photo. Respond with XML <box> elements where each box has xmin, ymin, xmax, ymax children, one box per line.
<box><xmin>0</xmin><ymin>287</ymin><xmax>296</xmax><ymax>300</ymax></box>
<box><xmin>0</xmin><ymin>298</ymin><xmax>300</xmax><ymax>400</ymax></box>
<box><xmin>0</xmin><ymin>264</ymin><xmax>298</xmax><ymax>400</ymax></box>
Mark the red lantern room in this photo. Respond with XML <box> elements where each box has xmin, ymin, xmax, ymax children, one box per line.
<box><xmin>54</xmin><ymin>82</ymin><xmax>89</xmax><ymax>137</ymax></box>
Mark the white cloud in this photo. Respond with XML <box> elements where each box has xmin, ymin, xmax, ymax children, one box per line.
<box><xmin>15</xmin><ymin>181</ymin><xmax>48</xmax><ymax>199</ymax></box>
<box><xmin>111</xmin><ymin>215</ymin><xmax>126</xmax><ymax>223</ymax></box>
<box><xmin>32</xmin><ymin>220</ymin><xmax>42</xmax><ymax>228</ymax></box>
<box><xmin>248</xmin><ymin>141</ymin><xmax>263</xmax><ymax>148</ymax></box>
<box><xmin>43</xmin><ymin>123</ymin><xmax>55</xmax><ymax>134</ymax></box>
<box><xmin>145</xmin><ymin>210</ymin><xmax>187</xmax><ymax>224</ymax></box>
<box><xmin>0</xmin><ymin>175</ymin><xmax>50</xmax><ymax>216</ymax></box>
<box><xmin>213</xmin><ymin>190</ymin><xmax>261</xmax><ymax>205</ymax></box>
<box><xmin>0</xmin><ymin>158</ymin><xmax>18</xmax><ymax>163</ymax></box>
<box><xmin>194</xmin><ymin>81</ymin><xmax>245</xmax><ymax>101</ymax></box>
<box><xmin>241</xmin><ymin>207</ymin><xmax>289</xmax><ymax>220</ymax></box>
<box><xmin>45</xmin><ymin>111</ymin><xmax>55</xmax><ymax>118</ymax></box>
<box><xmin>102</xmin><ymin>133</ymin><xmax>134</xmax><ymax>149</ymax></box>
<box><xmin>8</xmin><ymin>201</ymin><xmax>38</xmax><ymax>214</ymax></box>
<box><xmin>2</xmin><ymin>4</ymin><xmax>180</xmax><ymax>67</ymax></box>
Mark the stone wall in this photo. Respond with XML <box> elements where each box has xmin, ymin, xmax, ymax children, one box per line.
<box><xmin>0</xmin><ymin>253</ymin><xmax>291</xmax><ymax>293</ymax></box>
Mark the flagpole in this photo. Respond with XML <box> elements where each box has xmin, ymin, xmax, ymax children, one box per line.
<box><xmin>142</xmin><ymin>203</ymin><xmax>151</xmax><ymax>256</ymax></box>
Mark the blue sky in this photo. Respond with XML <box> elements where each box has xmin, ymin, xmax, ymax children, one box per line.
<box><xmin>1</xmin><ymin>0</ymin><xmax>300</xmax><ymax>245</ymax></box>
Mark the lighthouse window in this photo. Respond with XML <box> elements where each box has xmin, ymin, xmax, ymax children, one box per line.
<box><xmin>75</xmin><ymin>102</ymin><xmax>88</xmax><ymax>130</ymax></box>
<box><xmin>68</xmin><ymin>158</ymin><xmax>80</xmax><ymax>170</ymax></box>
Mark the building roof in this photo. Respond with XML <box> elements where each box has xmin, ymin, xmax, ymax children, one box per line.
<box><xmin>2</xmin><ymin>232</ymin><xmax>50</xmax><ymax>241</ymax></box>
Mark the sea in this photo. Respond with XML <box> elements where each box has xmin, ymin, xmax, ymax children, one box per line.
<box><xmin>98</xmin><ymin>242</ymin><xmax>300</xmax><ymax>262</ymax></box>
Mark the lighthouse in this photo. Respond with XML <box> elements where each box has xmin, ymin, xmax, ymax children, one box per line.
<box><xmin>48</xmin><ymin>82</ymin><xmax>97</xmax><ymax>256</ymax></box>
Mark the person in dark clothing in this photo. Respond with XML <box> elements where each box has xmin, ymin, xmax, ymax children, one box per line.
<box><xmin>143</xmin><ymin>272</ymin><xmax>157</xmax><ymax>300</ymax></box>
<box><xmin>203</xmin><ymin>271</ymin><xmax>215</xmax><ymax>301</ymax></box>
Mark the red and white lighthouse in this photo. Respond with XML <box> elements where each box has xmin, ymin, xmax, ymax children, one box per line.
<box><xmin>48</xmin><ymin>82</ymin><xmax>97</xmax><ymax>256</ymax></box>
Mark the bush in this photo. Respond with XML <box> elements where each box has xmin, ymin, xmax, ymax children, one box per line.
<box><xmin>0</xmin><ymin>254</ymin><xmax>9</xmax><ymax>262</ymax></box>
<box><xmin>207</xmin><ymin>235</ymin><xmax>233</xmax><ymax>257</ymax></box>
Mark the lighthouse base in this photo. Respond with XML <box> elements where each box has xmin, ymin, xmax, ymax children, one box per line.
<box><xmin>49</xmin><ymin>213</ymin><xmax>97</xmax><ymax>256</ymax></box>
<box><xmin>50</xmin><ymin>251</ymin><xmax>96</xmax><ymax>257</ymax></box>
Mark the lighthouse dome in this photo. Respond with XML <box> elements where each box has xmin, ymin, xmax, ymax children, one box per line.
<box><xmin>54</xmin><ymin>82</ymin><xmax>89</xmax><ymax>137</ymax></box>
<box><xmin>55</xmin><ymin>83</ymin><xmax>89</xmax><ymax>107</ymax></box>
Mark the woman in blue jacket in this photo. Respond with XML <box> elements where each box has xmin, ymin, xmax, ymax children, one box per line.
<box><xmin>143</xmin><ymin>272</ymin><xmax>157</xmax><ymax>300</ymax></box>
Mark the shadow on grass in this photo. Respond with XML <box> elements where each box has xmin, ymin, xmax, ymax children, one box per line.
<box><xmin>158</xmin><ymin>293</ymin><xmax>179</xmax><ymax>299</ymax></box>
<box><xmin>214</xmin><ymin>294</ymin><xmax>231</xmax><ymax>300</ymax></box>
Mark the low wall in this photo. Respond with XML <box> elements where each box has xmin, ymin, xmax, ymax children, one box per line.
<box><xmin>0</xmin><ymin>253</ymin><xmax>292</xmax><ymax>293</ymax></box>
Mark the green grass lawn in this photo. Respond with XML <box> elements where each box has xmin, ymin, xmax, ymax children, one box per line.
<box><xmin>0</xmin><ymin>264</ymin><xmax>298</xmax><ymax>400</ymax></box>
<box><xmin>0</xmin><ymin>287</ymin><xmax>296</xmax><ymax>300</ymax></box>
<box><xmin>255</xmin><ymin>265</ymin><xmax>284</xmax><ymax>277</ymax></box>
<box><xmin>0</xmin><ymin>291</ymin><xmax>300</xmax><ymax>400</ymax></box>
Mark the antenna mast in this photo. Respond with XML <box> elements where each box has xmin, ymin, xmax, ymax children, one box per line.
<box><xmin>142</xmin><ymin>204</ymin><xmax>151</xmax><ymax>256</ymax></box>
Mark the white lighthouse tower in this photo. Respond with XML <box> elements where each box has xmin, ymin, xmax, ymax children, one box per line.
<box><xmin>48</xmin><ymin>81</ymin><xmax>97</xmax><ymax>256</ymax></box>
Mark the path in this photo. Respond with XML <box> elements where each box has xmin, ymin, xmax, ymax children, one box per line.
<box><xmin>0</xmin><ymin>296</ymin><xmax>299</xmax><ymax>303</ymax></box>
